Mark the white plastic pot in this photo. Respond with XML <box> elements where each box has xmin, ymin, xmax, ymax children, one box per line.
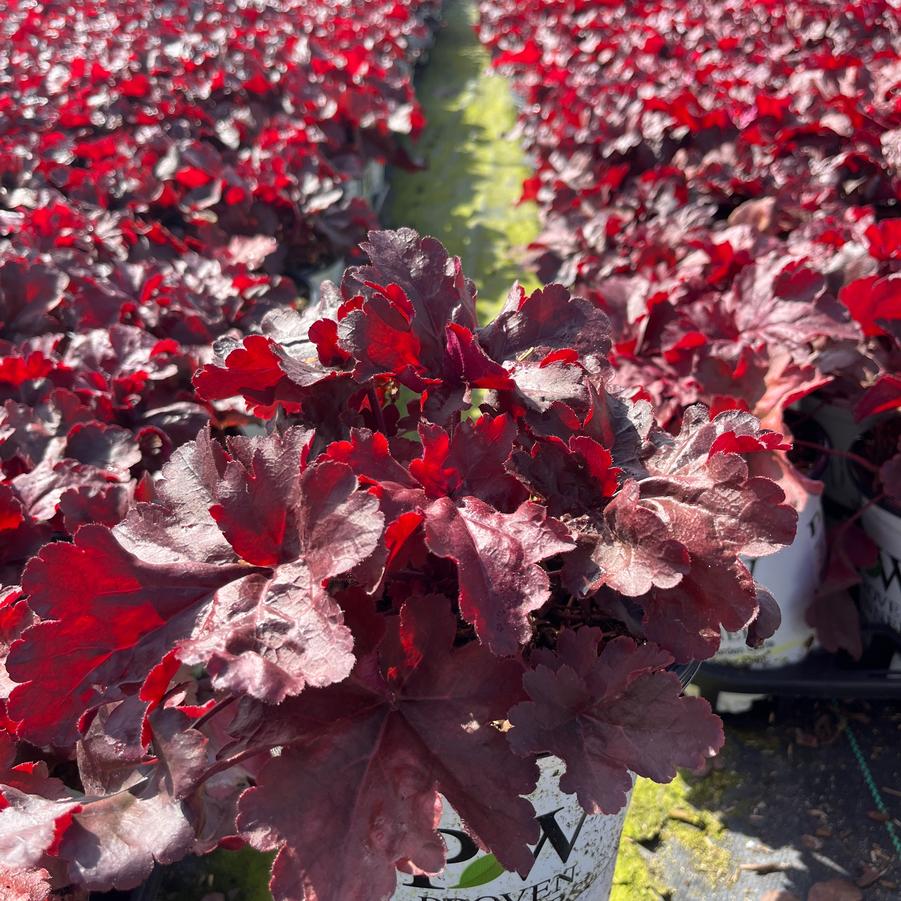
<box><xmin>715</xmin><ymin>490</ymin><xmax>826</xmax><ymax>668</ymax></box>
<box><xmin>393</xmin><ymin>757</ymin><xmax>631</xmax><ymax>901</ymax></box>
<box><xmin>859</xmin><ymin>500</ymin><xmax>901</xmax><ymax>634</ymax></box>
<box><xmin>303</xmin><ymin>257</ymin><xmax>345</xmax><ymax>304</ymax></box>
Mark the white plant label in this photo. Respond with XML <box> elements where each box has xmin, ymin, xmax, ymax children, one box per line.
<box><xmin>860</xmin><ymin>502</ymin><xmax>901</xmax><ymax>633</ymax></box>
<box><xmin>716</xmin><ymin>491</ymin><xmax>826</xmax><ymax>667</ymax></box>
<box><xmin>393</xmin><ymin>757</ymin><xmax>631</xmax><ymax>901</ymax></box>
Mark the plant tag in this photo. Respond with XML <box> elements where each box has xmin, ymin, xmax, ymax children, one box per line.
<box><xmin>860</xmin><ymin>502</ymin><xmax>901</xmax><ymax>633</ymax></box>
<box><xmin>394</xmin><ymin>756</ymin><xmax>631</xmax><ymax>901</ymax></box>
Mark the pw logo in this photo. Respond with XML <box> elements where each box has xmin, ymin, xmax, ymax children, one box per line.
<box><xmin>874</xmin><ymin>550</ymin><xmax>901</xmax><ymax>592</ymax></box>
<box><xmin>404</xmin><ymin>807</ymin><xmax>587</xmax><ymax>890</ymax></box>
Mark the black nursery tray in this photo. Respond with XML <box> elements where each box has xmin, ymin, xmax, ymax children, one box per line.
<box><xmin>695</xmin><ymin>627</ymin><xmax>901</xmax><ymax>700</ymax></box>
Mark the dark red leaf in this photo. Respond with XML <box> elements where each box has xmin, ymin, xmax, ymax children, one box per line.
<box><xmin>562</xmin><ymin>480</ymin><xmax>691</xmax><ymax>598</ymax></box>
<box><xmin>58</xmin><ymin>707</ymin><xmax>209</xmax><ymax>891</ymax></box>
<box><xmin>0</xmin><ymin>789</ymin><xmax>81</xmax><ymax>871</ymax></box>
<box><xmin>0</xmin><ymin>587</ymin><xmax>35</xmax><ymax>703</ymax></box>
<box><xmin>409</xmin><ymin>415</ymin><xmax>526</xmax><ymax>508</ymax></box>
<box><xmin>423</xmin><ymin>497</ymin><xmax>574</xmax><ymax>655</ymax></box>
<box><xmin>746</xmin><ymin>586</ymin><xmax>781</xmax><ymax>648</ymax></box>
<box><xmin>807</xmin><ymin>524</ymin><xmax>876</xmax><ymax>659</ymax></box>
<box><xmin>8</xmin><ymin>526</ymin><xmax>259</xmax><ymax>747</ymax></box>
<box><xmin>865</xmin><ymin>220</ymin><xmax>901</xmax><ymax>262</ymax></box>
<box><xmin>881</xmin><ymin>451</ymin><xmax>901</xmax><ymax>507</ymax></box>
<box><xmin>237</xmin><ymin>597</ymin><xmax>539</xmax><ymax>901</ymax></box>
<box><xmin>508</xmin><ymin>630</ymin><xmax>723</xmax><ymax>813</ymax></box>
<box><xmin>193</xmin><ymin>336</ymin><xmax>287</xmax><ymax>416</ymax></box>
<box><xmin>510</xmin><ymin>434</ymin><xmax>622</xmax><ymax>517</ymax></box>
<box><xmin>634</xmin><ymin>407</ymin><xmax>796</xmax><ymax>658</ymax></box>
<box><xmin>854</xmin><ymin>373</ymin><xmax>901</xmax><ymax>420</ymax></box>
<box><xmin>8</xmin><ymin>428</ymin><xmax>384</xmax><ymax>745</ymax></box>
<box><xmin>477</xmin><ymin>282</ymin><xmax>612</xmax><ymax>362</ymax></box>
<box><xmin>840</xmin><ymin>275</ymin><xmax>901</xmax><ymax>338</ymax></box>
<box><xmin>342</xmin><ymin>228</ymin><xmax>478</xmax><ymax>371</ymax></box>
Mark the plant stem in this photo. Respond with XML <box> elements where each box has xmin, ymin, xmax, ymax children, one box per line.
<box><xmin>192</xmin><ymin>695</ymin><xmax>237</xmax><ymax>732</ymax></box>
<box><xmin>791</xmin><ymin>438</ymin><xmax>881</xmax><ymax>474</ymax></box>
<box><xmin>195</xmin><ymin>743</ymin><xmax>277</xmax><ymax>787</ymax></box>
<box><xmin>839</xmin><ymin>492</ymin><xmax>886</xmax><ymax>532</ymax></box>
<box><xmin>367</xmin><ymin>384</ymin><xmax>387</xmax><ymax>433</ymax></box>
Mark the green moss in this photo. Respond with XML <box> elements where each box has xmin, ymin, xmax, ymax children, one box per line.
<box><xmin>622</xmin><ymin>776</ymin><xmax>684</xmax><ymax>844</ymax></box>
<box><xmin>612</xmin><ymin>779</ymin><xmax>679</xmax><ymax>899</ymax></box>
<box><xmin>611</xmin><ymin>838</ymin><xmax>671</xmax><ymax>901</ymax></box>
<box><xmin>613</xmin><ymin>772</ymin><xmax>738</xmax><ymax>895</ymax></box>
<box><xmin>386</xmin><ymin>0</ymin><xmax>542</xmax><ymax>321</ymax></box>
<box><xmin>666</xmin><ymin>821</ymin><xmax>735</xmax><ymax>885</ymax></box>
<box><xmin>157</xmin><ymin>846</ymin><xmax>275</xmax><ymax>901</ymax></box>
<box><xmin>684</xmin><ymin>764</ymin><xmax>742</xmax><ymax>810</ymax></box>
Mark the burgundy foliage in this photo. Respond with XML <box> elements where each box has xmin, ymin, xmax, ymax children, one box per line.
<box><xmin>1</xmin><ymin>228</ymin><xmax>793</xmax><ymax>899</ymax></box>
<box><xmin>508</xmin><ymin>629</ymin><xmax>723</xmax><ymax>814</ymax></box>
<box><xmin>0</xmin><ymin>0</ymin><xmax>441</xmax><ymax>586</ymax></box>
<box><xmin>477</xmin><ymin>0</ymin><xmax>901</xmax><ymax>653</ymax></box>
<box><xmin>1</xmin><ymin>0</ymin><xmax>438</xmax><ymax>271</ymax></box>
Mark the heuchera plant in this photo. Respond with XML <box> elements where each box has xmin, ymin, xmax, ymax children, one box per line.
<box><xmin>0</xmin><ymin>0</ymin><xmax>441</xmax><ymax>594</ymax></box>
<box><xmin>476</xmin><ymin>0</ymin><xmax>901</xmax><ymax>659</ymax></box>
<box><xmin>1</xmin><ymin>230</ymin><xmax>796</xmax><ymax>900</ymax></box>
<box><xmin>477</xmin><ymin>0</ymin><xmax>900</xmax><ymax>439</ymax></box>
<box><xmin>1</xmin><ymin>0</ymin><xmax>439</xmax><ymax>272</ymax></box>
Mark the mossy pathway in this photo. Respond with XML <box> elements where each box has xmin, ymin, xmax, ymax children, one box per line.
<box><xmin>385</xmin><ymin>0</ymin><xmax>541</xmax><ymax>321</ymax></box>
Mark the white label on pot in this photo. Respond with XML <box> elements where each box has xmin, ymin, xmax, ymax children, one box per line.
<box><xmin>716</xmin><ymin>491</ymin><xmax>825</xmax><ymax>667</ymax></box>
<box><xmin>393</xmin><ymin>757</ymin><xmax>631</xmax><ymax>901</ymax></box>
<box><xmin>860</xmin><ymin>502</ymin><xmax>901</xmax><ymax>633</ymax></box>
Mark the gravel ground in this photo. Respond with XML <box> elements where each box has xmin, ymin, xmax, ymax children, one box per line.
<box><xmin>614</xmin><ymin>698</ymin><xmax>901</xmax><ymax>901</ymax></box>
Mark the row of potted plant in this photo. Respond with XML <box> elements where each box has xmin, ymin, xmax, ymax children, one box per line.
<box><xmin>0</xmin><ymin>2</ymin><xmax>895</xmax><ymax>899</ymax></box>
<box><xmin>477</xmin><ymin>0</ymin><xmax>901</xmax><ymax>665</ymax></box>
<box><xmin>0</xmin><ymin>5</ymin><xmax>443</xmax><ymax>895</ymax></box>
<box><xmin>1</xmin><ymin>0</ymin><xmax>441</xmax><ymax>276</ymax></box>
<box><xmin>0</xmin><ymin>0</ymin><xmax>441</xmax><ymax>583</ymax></box>
<box><xmin>1</xmin><ymin>226</ymin><xmax>798</xmax><ymax>900</ymax></box>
